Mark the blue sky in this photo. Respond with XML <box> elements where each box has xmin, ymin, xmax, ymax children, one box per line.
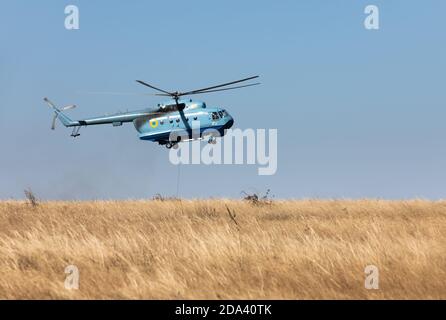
<box><xmin>1</xmin><ymin>0</ymin><xmax>446</xmax><ymax>200</ymax></box>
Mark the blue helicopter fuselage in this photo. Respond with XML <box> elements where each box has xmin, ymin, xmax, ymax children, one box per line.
<box><xmin>134</xmin><ymin>99</ymin><xmax>234</xmax><ymax>143</ymax></box>
<box><xmin>44</xmin><ymin>98</ymin><xmax>234</xmax><ymax>146</ymax></box>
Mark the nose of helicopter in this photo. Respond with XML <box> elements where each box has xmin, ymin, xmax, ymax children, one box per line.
<box><xmin>224</xmin><ymin>117</ymin><xmax>234</xmax><ymax>129</ymax></box>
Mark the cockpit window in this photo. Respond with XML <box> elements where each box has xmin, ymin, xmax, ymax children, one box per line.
<box><xmin>211</xmin><ymin>112</ymin><xmax>219</xmax><ymax>120</ymax></box>
<box><xmin>222</xmin><ymin>109</ymin><xmax>228</xmax><ymax>117</ymax></box>
<box><xmin>218</xmin><ymin>111</ymin><xmax>224</xmax><ymax>118</ymax></box>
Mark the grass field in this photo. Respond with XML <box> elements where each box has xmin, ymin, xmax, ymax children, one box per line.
<box><xmin>0</xmin><ymin>199</ymin><xmax>444</xmax><ymax>299</ymax></box>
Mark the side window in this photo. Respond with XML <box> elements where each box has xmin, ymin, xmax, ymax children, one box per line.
<box><xmin>211</xmin><ymin>112</ymin><xmax>219</xmax><ymax>120</ymax></box>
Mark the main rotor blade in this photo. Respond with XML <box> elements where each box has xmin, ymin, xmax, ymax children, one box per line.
<box><xmin>185</xmin><ymin>82</ymin><xmax>261</xmax><ymax>95</ymax></box>
<box><xmin>135</xmin><ymin>80</ymin><xmax>173</xmax><ymax>95</ymax></box>
<box><xmin>180</xmin><ymin>75</ymin><xmax>259</xmax><ymax>96</ymax></box>
<box><xmin>79</xmin><ymin>91</ymin><xmax>159</xmax><ymax>96</ymax></box>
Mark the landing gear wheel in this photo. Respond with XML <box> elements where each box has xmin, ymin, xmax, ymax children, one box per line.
<box><xmin>208</xmin><ymin>136</ymin><xmax>217</xmax><ymax>144</ymax></box>
<box><xmin>166</xmin><ymin>142</ymin><xmax>179</xmax><ymax>149</ymax></box>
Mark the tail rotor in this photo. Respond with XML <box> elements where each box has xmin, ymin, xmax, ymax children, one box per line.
<box><xmin>44</xmin><ymin>98</ymin><xmax>76</xmax><ymax>130</ymax></box>
<box><xmin>50</xmin><ymin>105</ymin><xmax>76</xmax><ymax>130</ymax></box>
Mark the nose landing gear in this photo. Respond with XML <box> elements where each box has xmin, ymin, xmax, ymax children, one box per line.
<box><xmin>208</xmin><ymin>136</ymin><xmax>217</xmax><ymax>144</ymax></box>
<box><xmin>166</xmin><ymin>142</ymin><xmax>179</xmax><ymax>149</ymax></box>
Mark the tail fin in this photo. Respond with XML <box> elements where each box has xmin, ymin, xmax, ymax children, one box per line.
<box><xmin>43</xmin><ymin>97</ymin><xmax>77</xmax><ymax>129</ymax></box>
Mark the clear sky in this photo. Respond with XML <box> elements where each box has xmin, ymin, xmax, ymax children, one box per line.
<box><xmin>1</xmin><ymin>0</ymin><xmax>446</xmax><ymax>200</ymax></box>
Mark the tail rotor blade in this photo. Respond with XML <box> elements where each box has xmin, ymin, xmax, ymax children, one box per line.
<box><xmin>62</xmin><ymin>105</ymin><xmax>76</xmax><ymax>111</ymax></box>
<box><xmin>51</xmin><ymin>113</ymin><xmax>57</xmax><ymax>130</ymax></box>
<box><xmin>44</xmin><ymin>97</ymin><xmax>57</xmax><ymax>109</ymax></box>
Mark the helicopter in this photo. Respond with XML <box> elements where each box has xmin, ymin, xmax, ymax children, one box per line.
<box><xmin>44</xmin><ymin>76</ymin><xmax>260</xmax><ymax>149</ymax></box>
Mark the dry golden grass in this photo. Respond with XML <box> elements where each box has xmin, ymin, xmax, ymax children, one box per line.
<box><xmin>0</xmin><ymin>199</ymin><xmax>445</xmax><ymax>299</ymax></box>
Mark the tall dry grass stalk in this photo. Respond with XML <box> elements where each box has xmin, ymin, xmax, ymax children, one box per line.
<box><xmin>0</xmin><ymin>199</ymin><xmax>444</xmax><ymax>299</ymax></box>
